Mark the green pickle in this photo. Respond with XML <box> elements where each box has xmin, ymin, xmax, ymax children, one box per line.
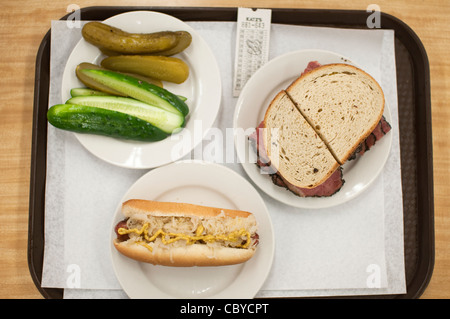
<box><xmin>47</xmin><ymin>104</ymin><xmax>169</xmax><ymax>142</ymax></box>
<box><xmin>101</xmin><ymin>55</ymin><xmax>189</xmax><ymax>84</ymax></box>
<box><xmin>78</xmin><ymin>69</ymin><xmax>189</xmax><ymax>116</ymax></box>
<box><xmin>99</xmin><ymin>31</ymin><xmax>192</xmax><ymax>57</ymax></box>
<box><xmin>76</xmin><ymin>63</ymin><xmax>125</xmax><ymax>96</ymax></box>
<box><xmin>82</xmin><ymin>22</ymin><xmax>181</xmax><ymax>54</ymax></box>
<box><xmin>76</xmin><ymin>62</ymin><xmax>163</xmax><ymax>95</ymax></box>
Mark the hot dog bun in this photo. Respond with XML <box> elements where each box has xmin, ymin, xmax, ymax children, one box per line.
<box><xmin>113</xmin><ymin>199</ymin><xmax>259</xmax><ymax>267</ymax></box>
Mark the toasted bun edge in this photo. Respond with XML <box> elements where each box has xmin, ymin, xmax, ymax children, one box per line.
<box><xmin>113</xmin><ymin>239</ymin><xmax>256</xmax><ymax>267</ymax></box>
<box><xmin>122</xmin><ymin>199</ymin><xmax>253</xmax><ymax>219</ymax></box>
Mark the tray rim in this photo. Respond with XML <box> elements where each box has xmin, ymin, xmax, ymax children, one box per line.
<box><xmin>28</xmin><ymin>5</ymin><xmax>434</xmax><ymax>299</ymax></box>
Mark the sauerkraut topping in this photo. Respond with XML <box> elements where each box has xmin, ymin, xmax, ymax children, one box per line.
<box><xmin>118</xmin><ymin>222</ymin><xmax>252</xmax><ymax>252</ymax></box>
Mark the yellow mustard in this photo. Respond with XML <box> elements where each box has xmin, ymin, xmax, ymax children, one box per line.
<box><xmin>118</xmin><ymin>223</ymin><xmax>251</xmax><ymax>252</ymax></box>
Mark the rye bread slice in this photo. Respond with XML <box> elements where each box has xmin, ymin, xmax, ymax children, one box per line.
<box><xmin>286</xmin><ymin>63</ymin><xmax>385</xmax><ymax>165</ymax></box>
<box><xmin>263</xmin><ymin>91</ymin><xmax>339</xmax><ymax>189</ymax></box>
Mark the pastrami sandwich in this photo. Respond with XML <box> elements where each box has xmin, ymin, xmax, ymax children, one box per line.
<box><xmin>249</xmin><ymin>61</ymin><xmax>391</xmax><ymax>197</ymax></box>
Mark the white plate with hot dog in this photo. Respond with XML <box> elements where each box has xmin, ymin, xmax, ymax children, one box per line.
<box><xmin>110</xmin><ymin>160</ymin><xmax>275</xmax><ymax>298</ymax></box>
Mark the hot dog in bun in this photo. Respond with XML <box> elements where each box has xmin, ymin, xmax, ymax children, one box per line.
<box><xmin>113</xmin><ymin>199</ymin><xmax>259</xmax><ymax>267</ymax></box>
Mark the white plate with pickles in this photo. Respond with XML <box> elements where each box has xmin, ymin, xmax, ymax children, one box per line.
<box><xmin>61</xmin><ymin>11</ymin><xmax>221</xmax><ymax>169</ymax></box>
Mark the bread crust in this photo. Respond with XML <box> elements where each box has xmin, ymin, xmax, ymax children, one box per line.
<box><xmin>114</xmin><ymin>240</ymin><xmax>255</xmax><ymax>267</ymax></box>
<box><xmin>122</xmin><ymin>199</ymin><xmax>252</xmax><ymax>219</ymax></box>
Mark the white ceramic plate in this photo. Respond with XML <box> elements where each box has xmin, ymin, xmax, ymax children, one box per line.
<box><xmin>110</xmin><ymin>160</ymin><xmax>274</xmax><ymax>298</ymax></box>
<box><xmin>234</xmin><ymin>49</ymin><xmax>392</xmax><ymax>209</ymax></box>
<box><xmin>61</xmin><ymin>11</ymin><xmax>221</xmax><ymax>169</ymax></box>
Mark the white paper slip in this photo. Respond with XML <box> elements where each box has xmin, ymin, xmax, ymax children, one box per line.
<box><xmin>233</xmin><ymin>7</ymin><xmax>272</xmax><ymax>97</ymax></box>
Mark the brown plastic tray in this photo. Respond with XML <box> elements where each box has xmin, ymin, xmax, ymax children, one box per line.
<box><xmin>28</xmin><ymin>6</ymin><xmax>434</xmax><ymax>299</ymax></box>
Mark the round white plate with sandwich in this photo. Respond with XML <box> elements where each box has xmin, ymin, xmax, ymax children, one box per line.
<box><xmin>110</xmin><ymin>160</ymin><xmax>275</xmax><ymax>299</ymax></box>
<box><xmin>61</xmin><ymin>11</ymin><xmax>221</xmax><ymax>169</ymax></box>
<box><xmin>234</xmin><ymin>49</ymin><xmax>392</xmax><ymax>209</ymax></box>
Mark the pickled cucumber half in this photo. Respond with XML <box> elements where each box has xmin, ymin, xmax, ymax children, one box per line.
<box><xmin>47</xmin><ymin>104</ymin><xmax>169</xmax><ymax>142</ymax></box>
<box><xmin>76</xmin><ymin>62</ymin><xmax>163</xmax><ymax>96</ymax></box>
<box><xmin>76</xmin><ymin>63</ymin><xmax>125</xmax><ymax>96</ymax></box>
<box><xmin>79</xmin><ymin>69</ymin><xmax>189</xmax><ymax>116</ymax></box>
<box><xmin>66</xmin><ymin>96</ymin><xmax>185</xmax><ymax>133</ymax></box>
<box><xmin>101</xmin><ymin>55</ymin><xmax>189</xmax><ymax>84</ymax></box>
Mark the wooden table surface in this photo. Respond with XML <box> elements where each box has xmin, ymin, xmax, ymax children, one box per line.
<box><xmin>1</xmin><ymin>0</ymin><xmax>448</xmax><ymax>299</ymax></box>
